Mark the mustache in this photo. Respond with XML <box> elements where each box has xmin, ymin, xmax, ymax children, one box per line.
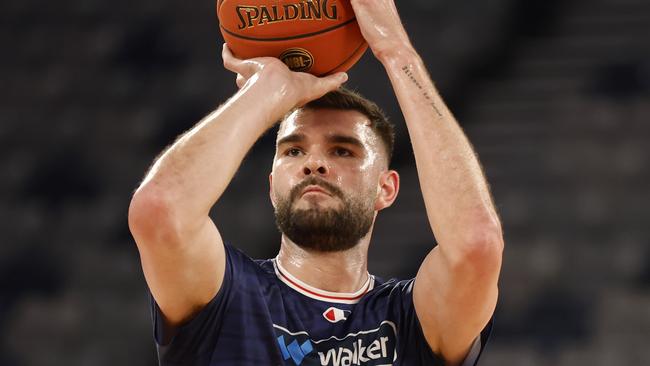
<box><xmin>289</xmin><ymin>176</ymin><xmax>344</xmax><ymax>202</ymax></box>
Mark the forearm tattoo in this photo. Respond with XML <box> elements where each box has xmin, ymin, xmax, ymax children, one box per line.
<box><xmin>402</xmin><ymin>65</ymin><xmax>443</xmax><ymax>117</ymax></box>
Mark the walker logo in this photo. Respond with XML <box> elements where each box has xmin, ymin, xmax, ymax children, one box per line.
<box><xmin>278</xmin><ymin>335</ymin><xmax>314</xmax><ymax>365</ymax></box>
<box><xmin>274</xmin><ymin>321</ymin><xmax>397</xmax><ymax>366</ymax></box>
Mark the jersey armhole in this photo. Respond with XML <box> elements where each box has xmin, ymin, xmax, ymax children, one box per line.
<box><xmin>400</xmin><ymin>279</ymin><xmax>494</xmax><ymax>365</ymax></box>
<box><xmin>461</xmin><ymin>317</ymin><xmax>494</xmax><ymax>366</ymax></box>
<box><xmin>411</xmin><ymin>310</ymin><xmax>494</xmax><ymax>366</ymax></box>
<box><xmin>149</xmin><ymin>244</ymin><xmax>235</xmax><ymax>348</ymax></box>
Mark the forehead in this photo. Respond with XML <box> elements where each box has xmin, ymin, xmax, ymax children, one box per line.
<box><xmin>277</xmin><ymin>108</ymin><xmax>376</xmax><ymax>144</ymax></box>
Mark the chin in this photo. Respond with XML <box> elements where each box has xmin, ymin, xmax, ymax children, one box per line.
<box><xmin>296</xmin><ymin>200</ymin><xmax>336</xmax><ymax>210</ymax></box>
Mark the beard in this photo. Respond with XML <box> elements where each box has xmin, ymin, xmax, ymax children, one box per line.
<box><xmin>274</xmin><ymin>176</ymin><xmax>375</xmax><ymax>253</ymax></box>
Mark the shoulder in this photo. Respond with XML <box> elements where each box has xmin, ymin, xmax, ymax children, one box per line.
<box><xmin>367</xmin><ymin>276</ymin><xmax>416</xmax><ymax>300</ymax></box>
<box><xmin>218</xmin><ymin>244</ymin><xmax>280</xmax><ymax>300</ymax></box>
<box><xmin>357</xmin><ymin>276</ymin><xmax>419</xmax><ymax>320</ymax></box>
<box><xmin>223</xmin><ymin>243</ymin><xmax>276</xmax><ymax>278</ymax></box>
<box><xmin>364</xmin><ymin>276</ymin><xmax>495</xmax><ymax>366</ymax></box>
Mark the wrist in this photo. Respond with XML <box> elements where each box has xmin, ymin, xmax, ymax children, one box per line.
<box><xmin>378</xmin><ymin>46</ymin><xmax>421</xmax><ymax>70</ymax></box>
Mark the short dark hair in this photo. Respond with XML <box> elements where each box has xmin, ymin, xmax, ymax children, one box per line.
<box><xmin>285</xmin><ymin>88</ymin><xmax>395</xmax><ymax>166</ymax></box>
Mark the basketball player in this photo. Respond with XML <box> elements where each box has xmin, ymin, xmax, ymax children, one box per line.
<box><xmin>128</xmin><ymin>1</ymin><xmax>503</xmax><ymax>365</ymax></box>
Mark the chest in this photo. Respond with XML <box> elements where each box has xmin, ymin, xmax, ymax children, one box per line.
<box><xmin>260</xmin><ymin>288</ymin><xmax>400</xmax><ymax>365</ymax></box>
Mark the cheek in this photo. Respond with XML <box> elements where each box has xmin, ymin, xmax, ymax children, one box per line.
<box><xmin>341</xmin><ymin>173</ymin><xmax>377</xmax><ymax>200</ymax></box>
<box><xmin>271</xmin><ymin>178</ymin><xmax>287</xmax><ymax>199</ymax></box>
<box><xmin>271</xmin><ymin>168</ymin><xmax>298</xmax><ymax>198</ymax></box>
<box><xmin>273</xmin><ymin>158</ymin><xmax>301</xmax><ymax>179</ymax></box>
<box><xmin>362</xmin><ymin>173</ymin><xmax>383</xmax><ymax>199</ymax></box>
<box><xmin>359</xmin><ymin>154</ymin><xmax>378</xmax><ymax>172</ymax></box>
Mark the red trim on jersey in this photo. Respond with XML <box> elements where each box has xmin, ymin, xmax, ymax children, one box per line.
<box><xmin>277</xmin><ymin>265</ymin><xmax>368</xmax><ymax>301</ymax></box>
<box><xmin>273</xmin><ymin>258</ymin><xmax>374</xmax><ymax>304</ymax></box>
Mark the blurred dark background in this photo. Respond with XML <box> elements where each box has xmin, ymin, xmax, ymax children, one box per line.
<box><xmin>1</xmin><ymin>0</ymin><xmax>649</xmax><ymax>364</ymax></box>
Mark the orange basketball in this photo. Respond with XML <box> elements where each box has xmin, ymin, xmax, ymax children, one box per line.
<box><xmin>216</xmin><ymin>0</ymin><xmax>368</xmax><ymax>76</ymax></box>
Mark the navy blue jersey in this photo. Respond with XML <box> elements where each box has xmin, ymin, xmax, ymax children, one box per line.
<box><xmin>149</xmin><ymin>244</ymin><xmax>492</xmax><ymax>365</ymax></box>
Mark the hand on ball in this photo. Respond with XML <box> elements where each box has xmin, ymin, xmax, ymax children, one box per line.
<box><xmin>221</xmin><ymin>44</ymin><xmax>348</xmax><ymax>111</ymax></box>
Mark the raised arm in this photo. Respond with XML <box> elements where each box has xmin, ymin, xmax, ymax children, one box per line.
<box><xmin>128</xmin><ymin>45</ymin><xmax>347</xmax><ymax>331</ymax></box>
<box><xmin>350</xmin><ymin>1</ymin><xmax>504</xmax><ymax>364</ymax></box>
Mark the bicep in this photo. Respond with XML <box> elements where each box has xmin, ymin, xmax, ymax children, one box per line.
<box><xmin>132</xmin><ymin>213</ymin><xmax>226</xmax><ymax>329</ymax></box>
<box><xmin>413</xmin><ymin>246</ymin><xmax>500</xmax><ymax>364</ymax></box>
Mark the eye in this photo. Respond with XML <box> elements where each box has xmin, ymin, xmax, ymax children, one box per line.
<box><xmin>285</xmin><ymin>148</ymin><xmax>303</xmax><ymax>157</ymax></box>
<box><xmin>333</xmin><ymin>147</ymin><xmax>353</xmax><ymax>157</ymax></box>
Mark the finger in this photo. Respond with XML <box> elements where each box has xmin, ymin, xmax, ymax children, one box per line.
<box><xmin>222</xmin><ymin>43</ymin><xmax>261</xmax><ymax>80</ymax></box>
<box><xmin>301</xmin><ymin>72</ymin><xmax>348</xmax><ymax>104</ymax></box>
<box><xmin>222</xmin><ymin>43</ymin><xmax>245</xmax><ymax>74</ymax></box>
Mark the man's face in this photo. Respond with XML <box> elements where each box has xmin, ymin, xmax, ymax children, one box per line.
<box><xmin>270</xmin><ymin>108</ymin><xmax>392</xmax><ymax>252</ymax></box>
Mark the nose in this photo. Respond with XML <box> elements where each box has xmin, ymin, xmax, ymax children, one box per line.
<box><xmin>302</xmin><ymin>155</ymin><xmax>329</xmax><ymax>176</ymax></box>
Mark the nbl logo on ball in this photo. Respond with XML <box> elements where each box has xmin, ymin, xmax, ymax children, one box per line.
<box><xmin>280</xmin><ymin>48</ymin><xmax>315</xmax><ymax>72</ymax></box>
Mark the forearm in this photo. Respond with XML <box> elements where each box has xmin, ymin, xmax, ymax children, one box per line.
<box><xmin>135</xmin><ymin>82</ymin><xmax>286</xmax><ymax>229</ymax></box>
<box><xmin>381</xmin><ymin>50</ymin><xmax>501</xmax><ymax>253</ymax></box>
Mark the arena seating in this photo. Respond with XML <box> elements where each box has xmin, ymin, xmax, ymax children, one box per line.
<box><xmin>0</xmin><ymin>0</ymin><xmax>648</xmax><ymax>364</ymax></box>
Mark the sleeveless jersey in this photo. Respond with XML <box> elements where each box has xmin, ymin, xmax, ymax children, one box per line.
<box><xmin>149</xmin><ymin>244</ymin><xmax>492</xmax><ymax>365</ymax></box>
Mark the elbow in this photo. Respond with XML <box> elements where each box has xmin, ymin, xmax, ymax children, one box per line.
<box><xmin>466</xmin><ymin>225</ymin><xmax>504</xmax><ymax>263</ymax></box>
<box><xmin>449</xmin><ymin>221</ymin><xmax>504</xmax><ymax>273</ymax></box>
<box><xmin>128</xmin><ymin>186</ymin><xmax>183</xmax><ymax>248</ymax></box>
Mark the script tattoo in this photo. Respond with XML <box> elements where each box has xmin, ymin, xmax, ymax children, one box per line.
<box><xmin>402</xmin><ymin>65</ymin><xmax>443</xmax><ymax>117</ymax></box>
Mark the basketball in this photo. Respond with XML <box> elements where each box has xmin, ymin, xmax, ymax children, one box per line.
<box><xmin>216</xmin><ymin>0</ymin><xmax>368</xmax><ymax>76</ymax></box>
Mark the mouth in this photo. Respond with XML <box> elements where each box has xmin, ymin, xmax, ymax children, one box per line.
<box><xmin>301</xmin><ymin>185</ymin><xmax>331</xmax><ymax>197</ymax></box>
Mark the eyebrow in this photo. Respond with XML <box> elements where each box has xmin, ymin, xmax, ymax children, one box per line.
<box><xmin>277</xmin><ymin>133</ymin><xmax>306</xmax><ymax>147</ymax></box>
<box><xmin>277</xmin><ymin>133</ymin><xmax>365</xmax><ymax>150</ymax></box>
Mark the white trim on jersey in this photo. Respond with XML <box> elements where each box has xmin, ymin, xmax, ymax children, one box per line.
<box><xmin>273</xmin><ymin>257</ymin><xmax>375</xmax><ymax>304</ymax></box>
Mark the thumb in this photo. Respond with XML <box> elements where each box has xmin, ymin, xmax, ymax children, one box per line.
<box><xmin>317</xmin><ymin>72</ymin><xmax>349</xmax><ymax>94</ymax></box>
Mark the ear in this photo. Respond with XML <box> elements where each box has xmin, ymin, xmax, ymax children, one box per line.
<box><xmin>269</xmin><ymin>172</ymin><xmax>276</xmax><ymax>208</ymax></box>
<box><xmin>374</xmin><ymin>170</ymin><xmax>399</xmax><ymax>211</ymax></box>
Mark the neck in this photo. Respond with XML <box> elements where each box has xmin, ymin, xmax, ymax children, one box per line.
<box><xmin>277</xmin><ymin>234</ymin><xmax>371</xmax><ymax>294</ymax></box>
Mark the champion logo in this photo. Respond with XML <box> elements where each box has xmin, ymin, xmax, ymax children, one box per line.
<box><xmin>278</xmin><ymin>335</ymin><xmax>314</xmax><ymax>365</ymax></box>
<box><xmin>323</xmin><ymin>307</ymin><xmax>350</xmax><ymax>323</ymax></box>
